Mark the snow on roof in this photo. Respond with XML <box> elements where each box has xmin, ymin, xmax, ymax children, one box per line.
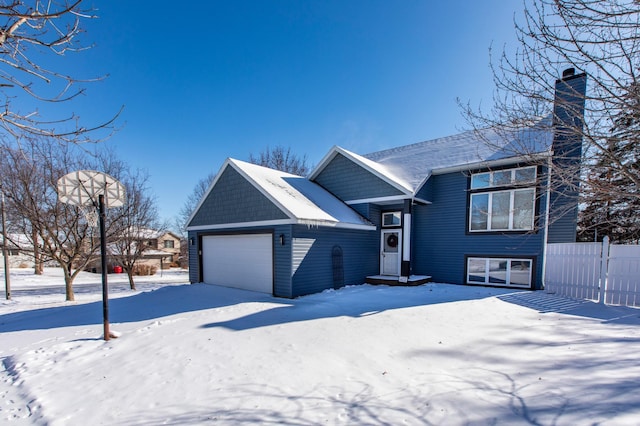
<box><xmin>131</xmin><ymin>228</ymin><xmax>179</xmax><ymax>240</ymax></box>
<box><xmin>364</xmin><ymin>118</ymin><xmax>553</xmax><ymax>192</ymax></box>
<box><xmin>230</xmin><ymin>159</ymin><xmax>374</xmax><ymax>229</ymax></box>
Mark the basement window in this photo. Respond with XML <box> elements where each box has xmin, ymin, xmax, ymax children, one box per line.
<box><xmin>467</xmin><ymin>257</ymin><xmax>533</xmax><ymax>288</ymax></box>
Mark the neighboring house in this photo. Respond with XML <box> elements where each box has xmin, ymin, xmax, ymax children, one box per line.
<box><xmin>132</xmin><ymin>229</ymin><xmax>182</xmax><ymax>267</ymax></box>
<box><xmin>88</xmin><ymin>229</ymin><xmax>182</xmax><ymax>273</ymax></box>
<box><xmin>187</xmin><ymin>70</ymin><xmax>586</xmax><ymax>298</ymax></box>
<box><xmin>0</xmin><ymin>233</ymin><xmax>34</xmax><ymax>268</ymax></box>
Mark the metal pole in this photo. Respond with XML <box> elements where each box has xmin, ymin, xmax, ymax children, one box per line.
<box><xmin>99</xmin><ymin>194</ymin><xmax>110</xmax><ymax>340</ymax></box>
<box><xmin>1</xmin><ymin>189</ymin><xmax>10</xmax><ymax>300</ymax></box>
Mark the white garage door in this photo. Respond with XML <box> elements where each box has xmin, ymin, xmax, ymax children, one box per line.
<box><xmin>201</xmin><ymin>234</ymin><xmax>273</xmax><ymax>294</ymax></box>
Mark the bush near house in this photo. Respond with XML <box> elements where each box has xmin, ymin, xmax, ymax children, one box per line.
<box><xmin>132</xmin><ymin>264</ymin><xmax>157</xmax><ymax>276</ymax></box>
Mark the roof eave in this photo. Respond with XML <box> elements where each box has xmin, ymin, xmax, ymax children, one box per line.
<box><xmin>429</xmin><ymin>151</ymin><xmax>552</xmax><ymax>176</ymax></box>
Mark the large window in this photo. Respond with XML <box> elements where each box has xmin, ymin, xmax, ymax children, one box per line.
<box><xmin>469</xmin><ymin>166</ymin><xmax>537</xmax><ymax>232</ymax></box>
<box><xmin>467</xmin><ymin>257</ymin><xmax>533</xmax><ymax>288</ymax></box>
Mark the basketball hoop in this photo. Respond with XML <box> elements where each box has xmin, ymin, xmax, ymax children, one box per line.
<box><xmin>79</xmin><ymin>205</ymin><xmax>99</xmax><ymax>227</ymax></box>
<box><xmin>56</xmin><ymin>170</ymin><xmax>126</xmax><ymax>341</ymax></box>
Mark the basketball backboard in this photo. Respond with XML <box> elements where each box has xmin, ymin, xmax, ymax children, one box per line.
<box><xmin>57</xmin><ymin>170</ymin><xmax>126</xmax><ymax>208</ymax></box>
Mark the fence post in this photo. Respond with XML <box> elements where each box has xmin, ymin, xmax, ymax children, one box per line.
<box><xmin>599</xmin><ymin>236</ymin><xmax>609</xmax><ymax>305</ymax></box>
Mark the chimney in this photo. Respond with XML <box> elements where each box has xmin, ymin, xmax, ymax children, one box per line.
<box><xmin>552</xmin><ymin>68</ymin><xmax>587</xmax><ymax>160</ymax></box>
<box><xmin>562</xmin><ymin>67</ymin><xmax>575</xmax><ymax>79</ymax></box>
<box><xmin>547</xmin><ymin>68</ymin><xmax>587</xmax><ymax>243</ymax></box>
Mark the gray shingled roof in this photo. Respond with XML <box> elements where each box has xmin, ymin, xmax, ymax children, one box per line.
<box><xmin>363</xmin><ymin>117</ymin><xmax>553</xmax><ymax>192</ymax></box>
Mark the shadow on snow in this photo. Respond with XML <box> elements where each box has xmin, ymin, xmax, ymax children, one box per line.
<box><xmin>0</xmin><ymin>283</ymin><xmax>273</xmax><ymax>332</ymax></box>
<box><xmin>2</xmin><ymin>281</ymin><xmax>637</xmax><ymax>333</ymax></box>
<box><xmin>498</xmin><ymin>291</ymin><xmax>640</xmax><ymax>325</ymax></box>
<box><xmin>201</xmin><ymin>284</ymin><xmax>515</xmax><ymax>331</ymax></box>
<box><xmin>1</xmin><ymin>282</ymin><xmax>509</xmax><ymax>332</ymax></box>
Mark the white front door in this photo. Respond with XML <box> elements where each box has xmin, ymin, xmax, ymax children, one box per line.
<box><xmin>380</xmin><ymin>230</ymin><xmax>401</xmax><ymax>275</ymax></box>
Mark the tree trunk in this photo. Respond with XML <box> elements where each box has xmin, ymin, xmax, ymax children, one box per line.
<box><xmin>127</xmin><ymin>269</ymin><xmax>136</xmax><ymax>291</ymax></box>
<box><xmin>32</xmin><ymin>228</ymin><xmax>43</xmax><ymax>275</ymax></box>
<box><xmin>63</xmin><ymin>265</ymin><xmax>75</xmax><ymax>301</ymax></box>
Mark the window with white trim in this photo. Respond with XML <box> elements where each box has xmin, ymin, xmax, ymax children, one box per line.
<box><xmin>471</xmin><ymin>166</ymin><xmax>536</xmax><ymax>189</ymax></box>
<box><xmin>382</xmin><ymin>211</ymin><xmax>401</xmax><ymax>227</ymax></box>
<box><xmin>467</xmin><ymin>257</ymin><xmax>532</xmax><ymax>288</ymax></box>
<box><xmin>469</xmin><ymin>166</ymin><xmax>537</xmax><ymax>232</ymax></box>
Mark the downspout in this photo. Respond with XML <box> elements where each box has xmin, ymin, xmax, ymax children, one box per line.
<box><xmin>541</xmin><ymin>155</ymin><xmax>553</xmax><ymax>290</ymax></box>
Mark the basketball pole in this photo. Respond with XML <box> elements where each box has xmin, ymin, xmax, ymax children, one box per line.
<box><xmin>1</xmin><ymin>187</ymin><xmax>11</xmax><ymax>300</ymax></box>
<box><xmin>98</xmin><ymin>194</ymin><xmax>110</xmax><ymax>341</ymax></box>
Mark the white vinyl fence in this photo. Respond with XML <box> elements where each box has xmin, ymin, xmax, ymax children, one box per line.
<box><xmin>544</xmin><ymin>237</ymin><xmax>640</xmax><ymax>308</ymax></box>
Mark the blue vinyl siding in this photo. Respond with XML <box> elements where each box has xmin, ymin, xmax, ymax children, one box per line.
<box><xmin>547</xmin><ymin>205</ymin><xmax>578</xmax><ymax>243</ymax></box>
<box><xmin>412</xmin><ymin>172</ymin><xmax>545</xmax><ymax>289</ymax></box>
<box><xmin>313</xmin><ymin>153</ymin><xmax>404</xmax><ymax>201</ymax></box>
<box><xmin>350</xmin><ymin>203</ymin><xmax>381</xmax><ymax>226</ymax></box>
<box><xmin>189</xmin><ymin>166</ymin><xmax>288</xmax><ymax>227</ymax></box>
<box><xmin>290</xmin><ymin>225</ymin><xmax>378</xmax><ymax>297</ymax></box>
<box><xmin>273</xmin><ymin>224</ymin><xmax>293</xmax><ymax>298</ymax></box>
<box><xmin>188</xmin><ymin>230</ymin><xmax>199</xmax><ymax>283</ymax></box>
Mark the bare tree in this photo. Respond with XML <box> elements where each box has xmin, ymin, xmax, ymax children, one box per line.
<box><xmin>0</xmin><ymin>140</ymin><xmax>153</xmax><ymax>300</ymax></box>
<box><xmin>249</xmin><ymin>146</ymin><xmax>310</xmax><ymax>176</ymax></box>
<box><xmin>460</xmin><ymin>0</ymin><xmax>640</xmax><ymax>236</ymax></box>
<box><xmin>177</xmin><ymin>172</ymin><xmax>214</xmax><ymax>235</ymax></box>
<box><xmin>0</xmin><ymin>1</ymin><xmax>119</xmax><ymax>142</ymax></box>
<box><xmin>0</xmin><ymin>137</ymin><xmax>103</xmax><ymax>300</ymax></box>
<box><xmin>108</xmin><ymin>168</ymin><xmax>160</xmax><ymax>290</ymax></box>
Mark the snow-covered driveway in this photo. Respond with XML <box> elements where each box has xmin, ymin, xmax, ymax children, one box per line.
<box><xmin>1</xmin><ymin>269</ymin><xmax>639</xmax><ymax>425</ymax></box>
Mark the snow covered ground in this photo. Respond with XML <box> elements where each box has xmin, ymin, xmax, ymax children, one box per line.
<box><xmin>1</xmin><ymin>268</ymin><xmax>639</xmax><ymax>425</ymax></box>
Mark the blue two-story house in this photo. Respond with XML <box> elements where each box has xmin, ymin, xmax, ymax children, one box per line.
<box><xmin>187</xmin><ymin>69</ymin><xmax>586</xmax><ymax>297</ymax></box>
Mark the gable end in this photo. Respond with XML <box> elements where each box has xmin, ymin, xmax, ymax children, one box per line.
<box><xmin>313</xmin><ymin>153</ymin><xmax>405</xmax><ymax>201</ymax></box>
<box><xmin>189</xmin><ymin>166</ymin><xmax>289</xmax><ymax>227</ymax></box>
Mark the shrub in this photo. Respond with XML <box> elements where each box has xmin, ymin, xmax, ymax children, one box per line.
<box><xmin>132</xmin><ymin>264</ymin><xmax>157</xmax><ymax>276</ymax></box>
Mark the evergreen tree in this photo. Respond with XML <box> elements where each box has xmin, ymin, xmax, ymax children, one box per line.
<box><xmin>579</xmin><ymin>83</ymin><xmax>640</xmax><ymax>243</ymax></box>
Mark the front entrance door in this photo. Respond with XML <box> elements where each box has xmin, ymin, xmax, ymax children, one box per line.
<box><xmin>380</xmin><ymin>230</ymin><xmax>401</xmax><ymax>275</ymax></box>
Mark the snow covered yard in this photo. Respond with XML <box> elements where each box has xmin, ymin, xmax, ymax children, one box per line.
<box><xmin>1</xmin><ymin>269</ymin><xmax>639</xmax><ymax>425</ymax></box>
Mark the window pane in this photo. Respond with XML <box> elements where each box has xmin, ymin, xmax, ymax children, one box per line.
<box><xmin>471</xmin><ymin>173</ymin><xmax>490</xmax><ymax>189</ymax></box>
<box><xmin>467</xmin><ymin>258</ymin><xmax>486</xmax><ymax>283</ymax></box>
<box><xmin>488</xmin><ymin>259</ymin><xmax>507</xmax><ymax>284</ymax></box>
<box><xmin>384</xmin><ymin>232</ymin><xmax>399</xmax><ymax>253</ymax></box>
<box><xmin>490</xmin><ymin>192</ymin><xmax>510</xmax><ymax>230</ymax></box>
<box><xmin>510</xmin><ymin>260</ymin><xmax>532</xmax><ymax>286</ymax></box>
<box><xmin>383</xmin><ymin>212</ymin><xmax>401</xmax><ymax>227</ymax></box>
<box><xmin>513</xmin><ymin>189</ymin><xmax>535</xmax><ymax>230</ymax></box>
<box><xmin>493</xmin><ymin>170</ymin><xmax>511</xmax><ymax>186</ymax></box>
<box><xmin>470</xmin><ymin>194</ymin><xmax>489</xmax><ymax>231</ymax></box>
<box><xmin>514</xmin><ymin>167</ymin><xmax>536</xmax><ymax>184</ymax></box>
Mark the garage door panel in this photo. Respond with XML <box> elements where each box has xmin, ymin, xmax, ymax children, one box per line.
<box><xmin>202</xmin><ymin>234</ymin><xmax>273</xmax><ymax>294</ymax></box>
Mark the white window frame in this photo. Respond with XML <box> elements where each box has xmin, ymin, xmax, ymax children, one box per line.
<box><xmin>469</xmin><ymin>188</ymin><xmax>535</xmax><ymax>232</ymax></box>
<box><xmin>382</xmin><ymin>211</ymin><xmax>401</xmax><ymax>228</ymax></box>
<box><xmin>467</xmin><ymin>257</ymin><xmax>533</xmax><ymax>288</ymax></box>
<box><xmin>471</xmin><ymin>166</ymin><xmax>537</xmax><ymax>190</ymax></box>
<box><xmin>469</xmin><ymin>166</ymin><xmax>537</xmax><ymax>233</ymax></box>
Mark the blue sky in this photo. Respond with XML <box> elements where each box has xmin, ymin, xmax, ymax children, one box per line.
<box><xmin>54</xmin><ymin>0</ymin><xmax>522</xmax><ymax>223</ymax></box>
